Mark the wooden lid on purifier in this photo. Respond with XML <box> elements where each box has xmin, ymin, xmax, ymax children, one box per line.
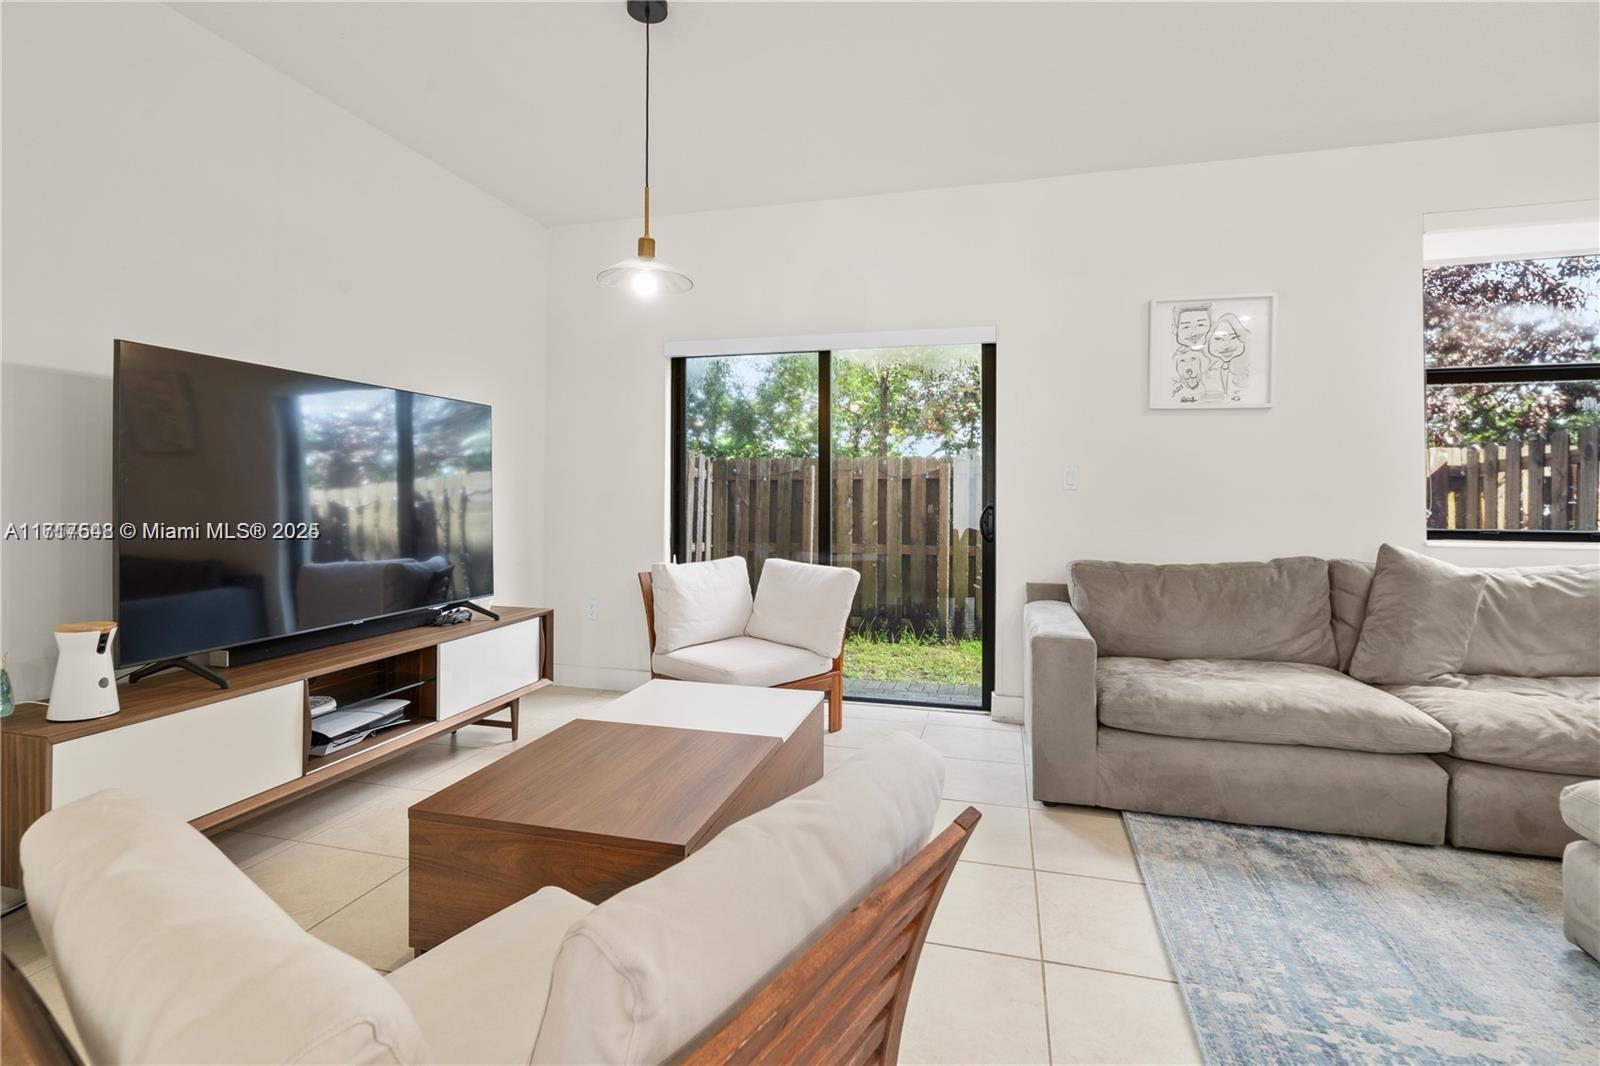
<box><xmin>54</xmin><ymin>621</ymin><xmax>116</xmax><ymax>633</ymax></box>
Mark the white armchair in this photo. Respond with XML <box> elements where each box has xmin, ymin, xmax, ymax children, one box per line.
<box><xmin>640</xmin><ymin>557</ymin><xmax>860</xmax><ymax>732</ymax></box>
<box><xmin>11</xmin><ymin>736</ymin><xmax>971</xmax><ymax>1065</ymax></box>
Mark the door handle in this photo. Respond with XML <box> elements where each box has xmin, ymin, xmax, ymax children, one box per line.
<box><xmin>979</xmin><ymin>504</ymin><xmax>995</xmax><ymax>543</ymax></box>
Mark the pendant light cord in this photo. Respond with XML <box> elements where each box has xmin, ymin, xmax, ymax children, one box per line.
<box><xmin>644</xmin><ymin>19</ymin><xmax>651</xmax><ymax>191</ymax></box>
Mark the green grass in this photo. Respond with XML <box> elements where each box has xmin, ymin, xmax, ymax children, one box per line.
<box><xmin>843</xmin><ymin>635</ymin><xmax>982</xmax><ymax>687</ymax></box>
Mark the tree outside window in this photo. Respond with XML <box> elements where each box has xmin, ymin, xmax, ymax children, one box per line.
<box><xmin>1423</xmin><ymin>254</ymin><xmax>1600</xmax><ymax>538</ymax></box>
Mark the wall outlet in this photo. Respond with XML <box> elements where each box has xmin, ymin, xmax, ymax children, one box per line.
<box><xmin>1062</xmin><ymin>466</ymin><xmax>1079</xmax><ymax>491</ymax></box>
<box><xmin>583</xmin><ymin>597</ymin><xmax>600</xmax><ymax>621</ymax></box>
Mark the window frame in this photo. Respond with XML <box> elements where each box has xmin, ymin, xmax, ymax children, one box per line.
<box><xmin>668</xmin><ymin>342</ymin><xmax>998</xmax><ymax>710</ymax></box>
<box><xmin>1423</xmin><ymin>252</ymin><xmax>1600</xmax><ymax>543</ymax></box>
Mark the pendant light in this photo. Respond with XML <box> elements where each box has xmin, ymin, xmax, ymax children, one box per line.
<box><xmin>597</xmin><ymin>0</ymin><xmax>693</xmax><ymax>297</ymax></box>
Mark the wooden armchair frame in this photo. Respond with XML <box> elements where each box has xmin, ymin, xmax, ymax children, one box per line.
<box><xmin>639</xmin><ymin>571</ymin><xmax>846</xmax><ymax>733</ymax></box>
<box><xmin>683</xmin><ymin>806</ymin><xmax>980</xmax><ymax>1064</ymax></box>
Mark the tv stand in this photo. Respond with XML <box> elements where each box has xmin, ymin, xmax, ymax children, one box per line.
<box><xmin>1</xmin><ymin>606</ymin><xmax>554</xmax><ymax>889</ymax></box>
<box><xmin>126</xmin><ymin>657</ymin><xmax>229</xmax><ymax>690</ymax></box>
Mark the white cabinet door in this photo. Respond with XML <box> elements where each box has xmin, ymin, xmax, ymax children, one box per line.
<box><xmin>436</xmin><ymin>620</ymin><xmax>543</xmax><ymax>720</ymax></box>
<box><xmin>52</xmin><ymin>682</ymin><xmax>304</xmax><ymax>820</ymax></box>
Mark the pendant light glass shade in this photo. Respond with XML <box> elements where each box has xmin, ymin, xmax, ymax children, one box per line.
<box><xmin>596</xmin><ymin>254</ymin><xmax>694</xmax><ymax>296</ymax></box>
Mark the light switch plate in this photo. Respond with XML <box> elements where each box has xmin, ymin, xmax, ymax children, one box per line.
<box><xmin>1062</xmin><ymin>466</ymin><xmax>1079</xmax><ymax>491</ymax></box>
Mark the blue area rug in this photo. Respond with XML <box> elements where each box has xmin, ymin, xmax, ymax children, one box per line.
<box><xmin>1124</xmin><ymin>813</ymin><xmax>1599</xmax><ymax>1065</ymax></box>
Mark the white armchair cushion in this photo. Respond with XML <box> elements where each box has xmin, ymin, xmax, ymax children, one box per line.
<box><xmin>20</xmin><ymin>790</ymin><xmax>428</xmax><ymax>1065</ymax></box>
<box><xmin>652</xmin><ymin>635</ymin><xmax>833</xmax><ymax>687</ymax></box>
<box><xmin>388</xmin><ymin>886</ymin><xmax>594</xmax><ymax>1066</ymax></box>
<box><xmin>531</xmin><ymin>733</ymin><xmax>945</xmax><ymax>1066</ymax></box>
<box><xmin>650</xmin><ymin>557</ymin><xmax>754</xmax><ymax>654</ymax></box>
<box><xmin>745</xmin><ymin>558</ymin><xmax>861</xmax><ymax>658</ymax></box>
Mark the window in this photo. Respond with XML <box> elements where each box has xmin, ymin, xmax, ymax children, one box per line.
<box><xmin>1424</xmin><ymin>253</ymin><xmax>1600</xmax><ymax>540</ymax></box>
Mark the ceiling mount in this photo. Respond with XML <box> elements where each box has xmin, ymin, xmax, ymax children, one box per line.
<box><xmin>627</xmin><ymin>1</ymin><xmax>668</xmax><ymax>26</ymax></box>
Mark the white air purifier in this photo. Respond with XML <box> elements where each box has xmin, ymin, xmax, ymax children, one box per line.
<box><xmin>47</xmin><ymin>622</ymin><xmax>121</xmax><ymax>722</ymax></box>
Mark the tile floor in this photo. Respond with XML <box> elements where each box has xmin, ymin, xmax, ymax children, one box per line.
<box><xmin>2</xmin><ymin>686</ymin><xmax>1200</xmax><ymax>1065</ymax></box>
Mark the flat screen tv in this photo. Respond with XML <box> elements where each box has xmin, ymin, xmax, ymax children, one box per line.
<box><xmin>113</xmin><ymin>341</ymin><xmax>493</xmax><ymax>668</ymax></box>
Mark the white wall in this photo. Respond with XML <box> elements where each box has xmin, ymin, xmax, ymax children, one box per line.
<box><xmin>0</xmin><ymin>3</ymin><xmax>550</xmax><ymax>698</ymax></box>
<box><xmin>543</xmin><ymin>124</ymin><xmax>1600</xmax><ymax>703</ymax></box>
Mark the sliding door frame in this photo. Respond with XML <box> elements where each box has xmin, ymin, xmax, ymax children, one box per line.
<box><xmin>669</xmin><ymin>339</ymin><xmax>996</xmax><ymax>712</ymax></box>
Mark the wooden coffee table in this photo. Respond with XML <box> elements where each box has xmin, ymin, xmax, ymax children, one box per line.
<box><xmin>407</xmin><ymin>680</ymin><xmax>824</xmax><ymax>951</ymax></box>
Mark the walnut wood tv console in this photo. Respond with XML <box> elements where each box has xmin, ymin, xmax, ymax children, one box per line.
<box><xmin>1</xmin><ymin>606</ymin><xmax>553</xmax><ymax>889</ymax></box>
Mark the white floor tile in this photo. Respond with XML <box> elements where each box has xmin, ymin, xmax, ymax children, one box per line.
<box><xmin>933</xmin><ymin>800</ymin><xmax>1032</xmax><ymax>869</ymax></box>
<box><xmin>921</xmin><ymin>724</ymin><xmax>1024</xmax><ymax>764</ymax></box>
<box><xmin>523</xmin><ymin>685</ymin><xmax>614</xmax><ymax>710</ymax></box>
<box><xmin>900</xmin><ymin>944</ymin><xmax>1050</xmax><ymax>1065</ymax></box>
<box><xmin>412</xmin><ymin>748</ymin><xmax>507</xmax><ymax>791</ymax></box>
<box><xmin>842</xmin><ymin>703</ymin><xmax>929</xmax><ymax>727</ymax></box>
<box><xmin>1045</xmin><ymin>963</ymin><xmax>1201</xmax><ymax>1065</ymax></box>
<box><xmin>309</xmin><ymin>870</ymin><xmax>414</xmax><ymax>972</ymax></box>
<box><xmin>941</xmin><ymin>756</ymin><xmax>1028</xmax><ymax>807</ymax></box>
<box><xmin>1030</xmin><ymin>806</ymin><xmax>1142</xmax><ymax>883</ymax></box>
<box><xmin>236</xmin><ymin>780</ymin><xmax>393</xmax><ymax>840</ymax></box>
<box><xmin>212</xmin><ymin>829</ymin><xmax>296</xmax><ymax>870</ymax></box>
<box><xmin>244</xmin><ymin>842</ymin><xmax>406</xmax><ymax>929</ymax></box>
<box><xmin>1036</xmin><ymin>871</ymin><xmax>1175</xmax><ymax>980</ymax></box>
<box><xmin>305</xmin><ymin>786</ymin><xmax>431</xmax><ymax>858</ymax></box>
<box><xmin>927</xmin><ymin>860</ymin><xmax>1040</xmax><ymax>959</ymax></box>
<box><xmin>520</xmin><ymin>712</ymin><xmax>584</xmax><ymax>741</ymax></box>
<box><xmin>354</xmin><ymin>744</ymin><xmax>485</xmax><ymax>789</ymax></box>
<box><xmin>823</xmin><ymin>716</ymin><xmax>925</xmax><ymax>749</ymax></box>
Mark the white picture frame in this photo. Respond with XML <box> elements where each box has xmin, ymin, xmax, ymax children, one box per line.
<box><xmin>1148</xmin><ymin>293</ymin><xmax>1276</xmax><ymax>409</ymax></box>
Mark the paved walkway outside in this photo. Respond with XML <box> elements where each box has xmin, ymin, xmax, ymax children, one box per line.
<box><xmin>846</xmin><ymin>678</ymin><xmax>982</xmax><ymax>709</ymax></box>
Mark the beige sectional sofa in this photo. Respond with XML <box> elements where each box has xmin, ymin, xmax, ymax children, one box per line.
<box><xmin>1024</xmin><ymin>548</ymin><xmax>1600</xmax><ymax>856</ymax></box>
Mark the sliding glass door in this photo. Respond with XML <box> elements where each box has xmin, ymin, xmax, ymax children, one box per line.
<box><xmin>672</xmin><ymin>344</ymin><xmax>993</xmax><ymax>710</ymax></box>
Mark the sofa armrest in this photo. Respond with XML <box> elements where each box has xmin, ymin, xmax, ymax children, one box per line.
<box><xmin>1024</xmin><ymin>601</ymin><xmax>1098</xmax><ymax>805</ymax></box>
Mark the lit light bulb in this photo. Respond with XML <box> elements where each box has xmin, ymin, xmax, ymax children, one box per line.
<box><xmin>631</xmin><ymin>270</ymin><xmax>661</xmax><ymax>298</ymax></box>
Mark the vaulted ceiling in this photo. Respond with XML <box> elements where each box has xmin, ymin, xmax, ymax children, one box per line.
<box><xmin>173</xmin><ymin>2</ymin><xmax>1600</xmax><ymax>226</ymax></box>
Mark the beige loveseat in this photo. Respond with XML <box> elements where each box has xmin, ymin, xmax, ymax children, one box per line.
<box><xmin>1024</xmin><ymin>547</ymin><xmax>1599</xmax><ymax>856</ymax></box>
<box><xmin>18</xmin><ymin>735</ymin><xmax>948</xmax><ymax>1065</ymax></box>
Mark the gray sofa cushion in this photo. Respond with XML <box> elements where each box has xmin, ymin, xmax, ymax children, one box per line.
<box><xmin>1095</xmin><ymin>728</ymin><xmax>1448</xmax><ymax>846</ymax></box>
<box><xmin>1387</xmin><ymin>676</ymin><xmax>1600</xmax><ymax>776</ymax></box>
<box><xmin>1097</xmin><ymin>657</ymin><xmax>1452</xmax><ymax>754</ymax></box>
<box><xmin>1066</xmin><ymin>557</ymin><xmax>1338</xmax><ymax>667</ymax></box>
<box><xmin>1348</xmin><ymin>545</ymin><xmax>1486</xmax><ymax>685</ymax></box>
<box><xmin>1461</xmin><ymin>564</ymin><xmax>1600</xmax><ymax>677</ymax></box>
<box><xmin>1328</xmin><ymin>559</ymin><xmax>1374</xmax><ymax>672</ymax></box>
<box><xmin>1433</xmin><ymin>755</ymin><xmax>1585</xmax><ymax>857</ymax></box>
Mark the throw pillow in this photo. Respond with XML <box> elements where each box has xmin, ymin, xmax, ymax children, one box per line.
<box><xmin>1347</xmin><ymin>544</ymin><xmax>1486</xmax><ymax>685</ymax></box>
<box><xmin>745</xmin><ymin>558</ymin><xmax>861</xmax><ymax>658</ymax></box>
<box><xmin>650</xmin><ymin>557</ymin><xmax>753</xmax><ymax>654</ymax></box>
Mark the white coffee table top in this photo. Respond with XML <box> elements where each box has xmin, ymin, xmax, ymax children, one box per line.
<box><xmin>578</xmin><ymin>679</ymin><xmax>823</xmax><ymax>741</ymax></box>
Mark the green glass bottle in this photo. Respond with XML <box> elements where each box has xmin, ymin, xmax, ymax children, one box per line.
<box><xmin>0</xmin><ymin>654</ymin><xmax>13</xmax><ymax>718</ymax></box>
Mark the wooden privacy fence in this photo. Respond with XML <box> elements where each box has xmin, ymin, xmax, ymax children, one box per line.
<box><xmin>1428</xmin><ymin>427</ymin><xmax>1600</xmax><ymax>532</ymax></box>
<box><xmin>685</xmin><ymin>452</ymin><xmax>984</xmax><ymax>637</ymax></box>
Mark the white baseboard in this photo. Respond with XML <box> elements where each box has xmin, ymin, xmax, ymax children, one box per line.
<box><xmin>990</xmin><ymin>692</ymin><xmax>1023</xmax><ymax>725</ymax></box>
<box><xmin>553</xmin><ymin>663</ymin><xmax>651</xmax><ymax>692</ymax></box>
